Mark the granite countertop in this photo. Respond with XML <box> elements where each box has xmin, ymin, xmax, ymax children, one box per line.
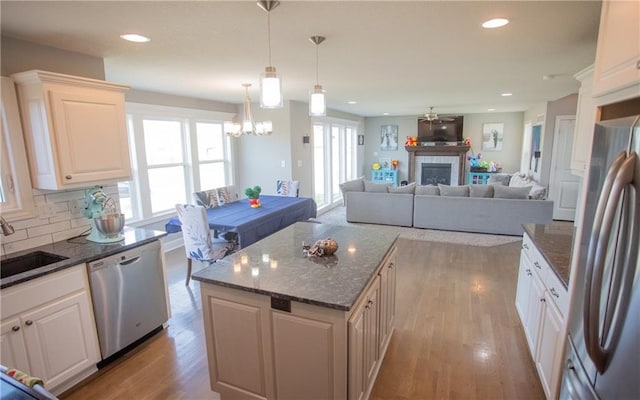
<box><xmin>523</xmin><ymin>222</ymin><xmax>574</xmax><ymax>287</ymax></box>
<box><xmin>192</xmin><ymin>222</ymin><xmax>398</xmax><ymax>311</ymax></box>
<box><xmin>1</xmin><ymin>227</ymin><xmax>167</xmax><ymax>289</ymax></box>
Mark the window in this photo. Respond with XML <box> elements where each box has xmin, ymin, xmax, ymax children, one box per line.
<box><xmin>119</xmin><ymin>103</ymin><xmax>234</xmax><ymax>223</ymax></box>
<box><xmin>312</xmin><ymin>119</ymin><xmax>359</xmax><ymax>210</ymax></box>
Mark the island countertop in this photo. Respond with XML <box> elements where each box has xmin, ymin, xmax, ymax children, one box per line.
<box><xmin>523</xmin><ymin>222</ymin><xmax>574</xmax><ymax>287</ymax></box>
<box><xmin>192</xmin><ymin>222</ymin><xmax>398</xmax><ymax>311</ymax></box>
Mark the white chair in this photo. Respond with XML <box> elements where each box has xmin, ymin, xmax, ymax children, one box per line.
<box><xmin>276</xmin><ymin>180</ymin><xmax>300</xmax><ymax>197</ymax></box>
<box><xmin>175</xmin><ymin>204</ymin><xmax>231</xmax><ymax>285</ymax></box>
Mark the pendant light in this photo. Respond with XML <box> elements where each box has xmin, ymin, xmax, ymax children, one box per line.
<box><xmin>224</xmin><ymin>83</ymin><xmax>273</xmax><ymax>137</ymax></box>
<box><xmin>309</xmin><ymin>35</ymin><xmax>326</xmax><ymax>116</ymax></box>
<box><xmin>257</xmin><ymin>0</ymin><xmax>283</xmax><ymax>109</ymax></box>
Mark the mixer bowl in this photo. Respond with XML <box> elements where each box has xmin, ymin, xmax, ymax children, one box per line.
<box><xmin>95</xmin><ymin>214</ymin><xmax>125</xmax><ymax>237</ymax></box>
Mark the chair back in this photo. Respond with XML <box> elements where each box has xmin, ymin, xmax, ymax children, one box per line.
<box><xmin>175</xmin><ymin>204</ymin><xmax>216</xmax><ymax>261</ymax></box>
<box><xmin>276</xmin><ymin>180</ymin><xmax>300</xmax><ymax>197</ymax></box>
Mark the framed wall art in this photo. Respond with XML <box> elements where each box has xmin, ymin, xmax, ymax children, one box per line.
<box><xmin>380</xmin><ymin>125</ymin><xmax>398</xmax><ymax>151</ymax></box>
<box><xmin>482</xmin><ymin>123</ymin><xmax>504</xmax><ymax>151</ymax></box>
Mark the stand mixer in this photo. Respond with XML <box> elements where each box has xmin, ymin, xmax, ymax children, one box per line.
<box><xmin>83</xmin><ymin>187</ymin><xmax>125</xmax><ymax>243</ymax></box>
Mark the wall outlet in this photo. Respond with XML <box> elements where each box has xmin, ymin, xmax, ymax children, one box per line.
<box><xmin>69</xmin><ymin>199</ymin><xmax>82</xmax><ymax>215</ymax></box>
<box><xmin>281</xmin><ymin>160</ymin><xmax>286</xmax><ymax>168</ymax></box>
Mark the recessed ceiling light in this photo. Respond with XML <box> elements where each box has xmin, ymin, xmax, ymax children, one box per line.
<box><xmin>120</xmin><ymin>34</ymin><xmax>150</xmax><ymax>43</ymax></box>
<box><xmin>347</xmin><ymin>100</ymin><xmax>357</xmax><ymax>104</ymax></box>
<box><xmin>488</xmin><ymin>108</ymin><xmax>496</xmax><ymax>112</ymax></box>
<box><xmin>383</xmin><ymin>112</ymin><xmax>389</xmax><ymax>116</ymax></box>
<box><xmin>482</xmin><ymin>18</ymin><xmax>509</xmax><ymax>29</ymax></box>
<box><xmin>501</xmin><ymin>93</ymin><xmax>513</xmax><ymax>97</ymax></box>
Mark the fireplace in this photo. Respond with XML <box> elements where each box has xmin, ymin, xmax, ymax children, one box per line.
<box><xmin>421</xmin><ymin>163</ymin><xmax>451</xmax><ymax>185</ymax></box>
<box><xmin>405</xmin><ymin>144</ymin><xmax>470</xmax><ymax>185</ymax></box>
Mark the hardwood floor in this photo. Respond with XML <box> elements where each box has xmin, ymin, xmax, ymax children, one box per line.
<box><xmin>61</xmin><ymin>238</ymin><xmax>544</xmax><ymax>400</ymax></box>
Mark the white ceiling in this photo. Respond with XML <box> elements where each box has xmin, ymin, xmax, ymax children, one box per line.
<box><xmin>0</xmin><ymin>1</ymin><xmax>601</xmax><ymax>117</ymax></box>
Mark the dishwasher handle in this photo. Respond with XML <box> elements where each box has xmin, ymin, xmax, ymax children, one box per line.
<box><xmin>119</xmin><ymin>256</ymin><xmax>141</xmax><ymax>266</ymax></box>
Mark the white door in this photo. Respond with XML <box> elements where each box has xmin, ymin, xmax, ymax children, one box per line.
<box><xmin>548</xmin><ymin>116</ymin><xmax>580</xmax><ymax>221</ymax></box>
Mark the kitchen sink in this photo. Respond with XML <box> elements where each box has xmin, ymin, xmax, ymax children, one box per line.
<box><xmin>1</xmin><ymin>251</ymin><xmax>69</xmax><ymax>279</ymax></box>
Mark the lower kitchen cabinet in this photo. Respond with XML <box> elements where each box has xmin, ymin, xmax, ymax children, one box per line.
<box><xmin>0</xmin><ymin>264</ymin><xmax>100</xmax><ymax>394</ymax></box>
<box><xmin>515</xmin><ymin>233</ymin><xmax>568</xmax><ymax>400</ymax></box>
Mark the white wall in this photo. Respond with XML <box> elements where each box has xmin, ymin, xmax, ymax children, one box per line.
<box><xmin>364</xmin><ymin>111</ymin><xmax>525</xmax><ymax>183</ymax></box>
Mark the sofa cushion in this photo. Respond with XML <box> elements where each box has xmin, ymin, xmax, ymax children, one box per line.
<box><xmin>339</xmin><ymin>177</ymin><xmax>364</xmax><ymax>205</ymax></box>
<box><xmin>415</xmin><ymin>185</ymin><xmax>440</xmax><ymax>196</ymax></box>
<box><xmin>364</xmin><ymin>180</ymin><xmax>391</xmax><ymax>193</ymax></box>
<box><xmin>469</xmin><ymin>184</ymin><xmax>494</xmax><ymax>198</ymax></box>
<box><xmin>493</xmin><ymin>185</ymin><xmax>532</xmax><ymax>199</ymax></box>
<box><xmin>389</xmin><ymin>182</ymin><xmax>416</xmax><ymax>194</ymax></box>
<box><xmin>438</xmin><ymin>184</ymin><xmax>469</xmax><ymax>197</ymax></box>
<box><xmin>487</xmin><ymin>173</ymin><xmax>511</xmax><ymax>186</ymax></box>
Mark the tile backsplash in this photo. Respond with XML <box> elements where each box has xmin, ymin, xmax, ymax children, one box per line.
<box><xmin>1</xmin><ymin>184</ymin><xmax>121</xmax><ymax>256</ymax></box>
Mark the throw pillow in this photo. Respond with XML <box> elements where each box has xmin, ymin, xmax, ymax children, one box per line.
<box><xmin>192</xmin><ymin>189</ymin><xmax>219</xmax><ymax>208</ymax></box>
<box><xmin>469</xmin><ymin>184</ymin><xmax>494</xmax><ymax>198</ymax></box>
<box><xmin>415</xmin><ymin>185</ymin><xmax>440</xmax><ymax>196</ymax></box>
<box><xmin>438</xmin><ymin>184</ymin><xmax>469</xmax><ymax>197</ymax></box>
<box><xmin>487</xmin><ymin>173</ymin><xmax>511</xmax><ymax>186</ymax></box>
<box><xmin>529</xmin><ymin>183</ymin><xmax>547</xmax><ymax>200</ymax></box>
<box><xmin>509</xmin><ymin>173</ymin><xmax>531</xmax><ymax>188</ymax></box>
<box><xmin>388</xmin><ymin>182</ymin><xmax>416</xmax><ymax>194</ymax></box>
<box><xmin>364</xmin><ymin>180</ymin><xmax>391</xmax><ymax>193</ymax></box>
<box><xmin>216</xmin><ymin>187</ymin><xmax>232</xmax><ymax>205</ymax></box>
<box><xmin>493</xmin><ymin>185</ymin><xmax>532</xmax><ymax>199</ymax></box>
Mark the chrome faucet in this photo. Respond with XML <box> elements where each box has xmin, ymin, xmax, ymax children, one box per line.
<box><xmin>0</xmin><ymin>216</ymin><xmax>15</xmax><ymax>236</ymax></box>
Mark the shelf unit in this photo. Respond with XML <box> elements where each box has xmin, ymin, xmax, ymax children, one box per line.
<box><xmin>468</xmin><ymin>172</ymin><xmax>495</xmax><ymax>185</ymax></box>
<box><xmin>371</xmin><ymin>169</ymin><xmax>398</xmax><ymax>186</ymax></box>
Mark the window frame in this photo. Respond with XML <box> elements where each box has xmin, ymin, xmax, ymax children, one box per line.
<box><xmin>122</xmin><ymin>103</ymin><xmax>235</xmax><ymax>224</ymax></box>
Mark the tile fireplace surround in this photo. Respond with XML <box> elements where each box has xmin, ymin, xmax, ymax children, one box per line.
<box><xmin>405</xmin><ymin>144</ymin><xmax>470</xmax><ymax>185</ymax></box>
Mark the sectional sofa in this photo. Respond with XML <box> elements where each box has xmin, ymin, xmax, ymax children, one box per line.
<box><xmin>341</xmin><ymin>174</ymin><xmax>553</xmax><ymax>236</ymax></box>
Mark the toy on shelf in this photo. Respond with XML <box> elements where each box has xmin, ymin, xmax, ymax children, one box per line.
<box><xmin>391</xmin><ymin>159</ymin><xmax>399</xmax><ymax>170</ymax></box>
<box><xmin>372</xmin><ymin>162</ymin><xmax>381</xmax><ymax>170</ymax></box>
<box><xmin>463</xmin><ymin>137</ymin><xmax>471</xmax><ymax>146</ymax></box>
<box><xmin>404</xmin><ymin>136</ymin><xmax>417</xmax><ymax>146</ymax></box>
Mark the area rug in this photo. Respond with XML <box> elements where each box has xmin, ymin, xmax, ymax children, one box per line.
<box><xmin>314</xmin><ymin>206</ymin><xmax>522</xmax><ymax>247</ymax></box>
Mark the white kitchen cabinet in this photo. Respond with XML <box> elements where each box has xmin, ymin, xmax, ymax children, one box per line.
<box><xmin>349</xmin><ymin>276</ymin><xmax>380</xmax><ymax>400</ymax></box>
<box><xmin>570</xmin><ymin>65</ymin><xmax>596</xmax><ymax>176</ymax></box>
<box><xmin>515</xmin><ymin>232</ymin><xmax>569</xmax><ymax>400</ymax></box>
<box><xmin>378</xmin><ymin>254</ymin><xmax>396</xmax><ymax>354</ymax></box>
<box><xmin>0</xmin><ymin>264</ymin><xmax>101</xmax><ymax>394</ymax></box>
<box><xmin>11</xmin><ymin>70</ymin><xmax>131</xmax><ymax>190</ymax></box>
<box><xmin>536</xmin><ymin>292</ymin><xmax>564</xmax><ymax>400</ymax></box>
<box><xmin>592</xmin><ymin>0</ymin><xmax>640</xmax><ymax>99</ymax></box>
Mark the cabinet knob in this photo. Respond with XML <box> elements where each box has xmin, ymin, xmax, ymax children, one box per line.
<box><xmin>534</xmin><ymin>261</ymin><xmax>541</xmax><ymax>269</ymax></box>
<box><xmin>526</xmin><ymin>269</ymin><xmax>532</xmax><ymax>276</ymax></box>
<box><xmin>523</xmin><ymin>243</ymin><xmax>529</xmax><ymax>250</ymax></box>
<box><xmin>550</xmin><ymin>288</ymin><xmax>560</xmax><ymax>298</ymax></box>
<box><xmin>11</xmin><ymin>326</ymin><xmax>20</xmax><ymax>332</ymax></box>
<box><xmin>25</xmin><ymin>320</ymin><xmax>33</xmax><ymax>326</ymax></box>
<box><xmin>636</xmin><ymin>59</ymin><xmax>640</xmax><ymax>70</ymax></box>
<box><xmin>65</xmin><ymin>175</ymin><xmax>72</xmax><ymax>180</ymax></box>
<box><xmin>388</xmin><ymin>262</ymin><xmax>394</xmax><ymax>269</ymax></box>
<box><xmin>540</xmin><ymin>298</ymin><xmax>546</xmax><ymax>303</ymax></box>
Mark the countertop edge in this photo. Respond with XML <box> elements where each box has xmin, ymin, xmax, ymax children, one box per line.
<box><xmin>522</xmin><ymin>223</ymin><xmax>572</xmax><ymax>288</ymax></box>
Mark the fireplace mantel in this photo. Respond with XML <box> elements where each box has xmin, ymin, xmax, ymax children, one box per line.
<box><xmin>405</xmin><ymin>144</ymin><xmax>470</xmax><ymax>184</ymax></box>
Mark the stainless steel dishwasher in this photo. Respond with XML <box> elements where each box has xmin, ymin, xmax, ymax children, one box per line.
<box><xmin>87</xmin><ymin>240</ymin><xmax>169</xmax><ymax>362</ymax></box>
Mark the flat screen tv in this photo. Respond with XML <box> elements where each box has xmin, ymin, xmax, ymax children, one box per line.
<box><xmin>417</xmin><ymin>116</ymin><xmax>464</xmax><ymax>143</ymax></box>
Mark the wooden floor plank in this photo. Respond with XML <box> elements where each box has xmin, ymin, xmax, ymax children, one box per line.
<box><xmin>62</xmin><ymin>237</ymin><xmax>544</xmax><ymax>400</ymax></box>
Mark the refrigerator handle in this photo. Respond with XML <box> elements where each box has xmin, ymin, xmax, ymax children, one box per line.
<box><xmin>583</xmin><ymin>151</ymin><xmax>627</xmax><ymax>357</ymax></box>
<box><xmin>586</xmin><ymin>153</ymin><xmax>636</xmax><ymax>374</ymax></box>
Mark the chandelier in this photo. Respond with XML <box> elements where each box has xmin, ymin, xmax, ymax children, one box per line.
<box><xmin>224</xmin><ymin>83</ymin><xmax>273</xmax><ymax>137</ymax></box>
<box><xmin>424</xmin><ymin>106</ymin><xmax>438</xmax><ymax>121</ymax></box>
<box><xmin>257</xmin><ymin>0</ymin><xmax>282</xmax><ymax>109</ymax></box>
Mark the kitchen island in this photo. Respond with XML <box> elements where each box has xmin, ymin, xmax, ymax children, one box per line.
<box><xmin>192</xmin><ymin>222</ymin><xmax>398</xmax><ymax>400</ymax></box>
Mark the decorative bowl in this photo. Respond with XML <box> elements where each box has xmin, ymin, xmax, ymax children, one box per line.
<box><xmin>94</xmin><ymin>214</ymin><xmax>125</xmax><ymax>237</ymax></box>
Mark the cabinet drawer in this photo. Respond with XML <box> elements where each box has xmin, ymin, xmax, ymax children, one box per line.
<box><xmin>1</xmin><ymin>264</ymin><xmax>87</xmax><ymax>318</ymax></box>
<box><xmin>522</xmin><ymin>234</ymin><xmax>547</xmax><ymax>280</ymax></box>
<box><xmin>545</xmin><ymin>269</ymin><xmax>568</xmax><ymax>317</ymax></box>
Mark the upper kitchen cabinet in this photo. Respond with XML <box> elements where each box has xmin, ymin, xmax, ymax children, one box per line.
<box><xmin>592</xmin><ymin>0</ymin><xmax>640</xmax><ymax>102</ymax></box>
<box><xmin>570</xmin><ymin>65</ymin><xmax>596</xmax><ymax>176</ymax></box>
<box><xmin>11</xmin><ymin>70</ymin><xmax>131</xmax><ymax>190</ymax></box>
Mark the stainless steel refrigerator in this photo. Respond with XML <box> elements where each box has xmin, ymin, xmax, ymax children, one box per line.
<box><xmin>560</xmin><ymin>114</ymin><xmax>640</xmax><ymax>399</ymax></box>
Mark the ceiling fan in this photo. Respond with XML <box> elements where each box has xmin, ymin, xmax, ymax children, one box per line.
<box><xmin>419</xmin><ymin>107</ymin><xmax>455</xmax><ymax>126</ymax></box>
